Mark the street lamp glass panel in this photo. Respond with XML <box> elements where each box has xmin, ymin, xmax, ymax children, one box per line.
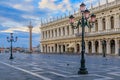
<box><xmin>69</xmin><ymin>15</ymin><xmax>74</xmax><ymax>23</ymax></box>
<box><xmin>80</xmin><ymin>3</ymin><xmax>86</xmax><ymax>12</ymax></box>
<box><xmin>84</xmin><ymin>9</ymin><xmax>90</xmax><ymax>19</ymax></box>
<box><xmin>90</xmin><ymin>14</ymin><xmax>96</xmax><ymax>22</ymax></box>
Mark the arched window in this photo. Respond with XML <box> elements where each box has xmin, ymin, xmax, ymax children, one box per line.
<box><xmin>55</xmin><ymin>29</ymin><xmax>57</xmax><ymax>37</ymax></box>
<box><xmin>48</xmin><ymin>30</ymin><xmax>50</xmax><ymax>38</ymax></box>
<box><xmin>51</xmin><ymin>30</ymin><xmax>53</xmax><ymax>37</ymax></box>
<box><xmin>67</xmin><ymin>26</ymin><xmax>69</xmax><ymax>35</ymax></box>
<box><xmin>95</xmin><ymin>20</ymin><xmax>98</xmax><ymax>32</ymax></box>
<box><xmin>59</xmin><ymin>28</ymin><xmax>61</xmax><ymax>36</ymax></box>
<box><xmin>63</xmin><ymin>27</ymin><xmax>65</xmax><ymax>36</ymax></box>
<box><xmin>42</xmin><ymin>31</ymin><xmax>44</xmax><ymax>39</ymax></box>
<box><xmin>46</xmin><ymin>31</ymin><xmax>47</xmax><ymax>38</ymax></box>
<box><xmin>102</xmin><ymin>18</ymin><xmax>106</xmax><ymax>30</ymax></box>
<box><xmin>110</xmin><ymin>16</ymin><xmax>114</xmax><ymax>29</ymax></box>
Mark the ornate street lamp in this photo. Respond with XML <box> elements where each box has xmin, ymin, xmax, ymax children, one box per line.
<box><xmin>7</xmin><ymin>33</ymin><xmax>17</xmax><ymax>59</ymax></box>
<box><xmin>69</xmin><ymin>2</ymin><xmax>96</xmax><ymax>74</ymax></box>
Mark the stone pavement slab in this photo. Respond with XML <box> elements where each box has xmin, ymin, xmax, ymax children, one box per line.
<box><xmin>0</xmin><ymin>53</ymin><xmax>120</xmax><ymax>80</ymax></box>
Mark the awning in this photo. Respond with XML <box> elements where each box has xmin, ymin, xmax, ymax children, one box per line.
<box><xmin>67</xmin><ymin>43</ymin><xmax>75</xmax><ymax>48</ymax></box>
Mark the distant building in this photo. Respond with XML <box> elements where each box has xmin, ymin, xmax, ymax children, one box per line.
<box><xmin>40</xmin><ymin>0</ymin><xmax>120</xmax><ymax>55</ymax></box>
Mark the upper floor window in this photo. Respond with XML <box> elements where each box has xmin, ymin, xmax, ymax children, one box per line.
<box><xmin>110</xmin><ymin>16</ymin><xmax>114</xmax><ymax>29</ymax></box>
<box><xmin>59</xmin><ymin>28</ymin><xmax>61</xmax><ymax>36</ymax></box>
<box><xmin>42</xmin><ymin>31</ymin><xmax>44</xmax><ymax>38</ymax></box>
<box><xmin>102</xmin><ymin>18</ymin><xmax>106</xmax><ymax>30</ymax></box>
<box><xmin>63</xmin><ymin>27</ymin><xmax>65</xmax><ymax>36</ymax></box>
<box><xmin>95</xmin><ymin>20</ymin><xmax>98</xmax><ymax>31</ymax></box>
<box><xmin>55</xmin><ymin>29</ymin><xmax>57</xmax><ymax>37</ymax></box>
<box><xmin>48</xmin><ymin>30</ymin><xmax>50</xmax><ymax>38</ymax></box>
<box><xmin>51</xmin><ymin>30</ymin><xmax>53</xmax><ymax>37</ymax></box>
<box><xmin>46</xmin><ymin>31</ymin><xmax>47</xmax><ymax>38</ymax></box>
<box><xmin>67</xmin><ymin>26</ymin><xmax>69</xmax><ymax>35</ymax></box>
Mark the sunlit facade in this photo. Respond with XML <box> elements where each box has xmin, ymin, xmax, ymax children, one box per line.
<box><xmin>40</xmin><ymin>0</ymin><xmax>120</xmax><ymax>55</ymax></box>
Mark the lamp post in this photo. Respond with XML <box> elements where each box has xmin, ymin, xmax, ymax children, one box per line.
<box><xmin>69</xmin><ymin>3</ymin><xmax>96</xmax><ymax>74</ymax></box>
<box><xmin>7</xmin><ymin>33</ymin><xmax>17</xmax><ymax>59</ymax></box>
<box><xmin>102</xmin><ymin>40</ymin><xmax>106</xmax><ymax>57</ymax></box>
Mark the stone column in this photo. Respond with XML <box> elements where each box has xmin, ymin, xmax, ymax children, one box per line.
<box><xmin>106</xmin><ymin>16</ymin><xmax>111</xmax><ymax>30</ymax></box>
<box><xmin>65</xmin><ymin>44</ymin><xmax>68</xmax><ymax>52</ymax></box>
<box><xmin>114</xmin><ymin>14</ymin><xmax>119</xmax><ymax>29</ymax></box>
<box><xmin>65</xmin><ymin>26</ymin><xmax>67</xmax><ymax>36</ymax></box>
<box><xmin>92</xmin><ymin>41</ymin><xmax>95</xmax><ymax>53</ymax></box>
<box><xmin>98</xmin><ymin>40</ymin><xmax>102</xmax><ymax>54</ymax></box>
<box><xmin>57</xmin><ymin>28</ymin><xmax>59</xmax><ymax>37</ymax></box>
<box><xmin>69</xmin><ymin>26</ymin><xmax>72</xmax><ymax>35</ymax></box>
<box><xmin>85</xmin><ymin>41</ymin><xmax>88</xmax><ymax>54</ymax></box>
<box><xmin>41</xmin><ymin>44</ymin><xmax>43</xmax><ymax>52</ymax></box>
<box><xmin>98</xmin><ymin>18</ymin><xmax>102</xmax><ymax>31</ymax></box>
<box><xmin>57</xmin><ymin>44</ymin><xmax>59</xmax><ymax>53</ymax></box>
<box><xmin>74</xmin><ymin>42</ymin><xmax>77</xmax><ymax>53</ymax></box>
<box><xmin>61</xmin><ymin>27</ymin><xmax>63</xmax><ymax>36</ymax></box>
<box><xmin>115</xmin><ymin>38</ymin><xmax>119</xmax><ymax>55</ymax></box>
<box><xmin>80</xmin><ymin>42</ymin><xmax>82</xmax><ymax>53</ymax></box>
<box><xmin>106</xmin><ymin>39</ymin><xmax>110</xmax><ymax>54</ymax></box>
<box><xmin>61</xmin><ymin>45</ymin><xmax>63</xmax><ymax>53</ymax></box>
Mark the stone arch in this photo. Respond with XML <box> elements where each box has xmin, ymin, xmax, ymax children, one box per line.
<box><xmin>102</xmin><ymin>40</ymin><xmax>107</xmax><ymax>54</ymax></box>
<box><xmin>88</xmin><ymin>41</ymin><xmax>92</xmax><ymax>53</ymax></box>
<box><xmin>95</xmin><ymin>41</ymin><xmax>99</xmax><ymax>53</ymax></box>
<box><xmin>63</xmin><ymin>45</ymin><xmax>65</xmax><ymax>52</ymax></box>
<box><xmin>110</xmin><ymin>39</ymin><xmax>115</xmax><ymax>54</ymax></box>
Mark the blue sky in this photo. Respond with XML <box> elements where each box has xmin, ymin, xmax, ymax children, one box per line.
<box><xmin>0</xmin><ymin>0</ymin><xmax>114</xmax><ymax>48</ymax></box>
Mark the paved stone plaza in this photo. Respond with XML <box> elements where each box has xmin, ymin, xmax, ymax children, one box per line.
<box><xmin>0</xmin><ymin>53</ymin><xmax>120</xmax><ymax>80</ymax></box>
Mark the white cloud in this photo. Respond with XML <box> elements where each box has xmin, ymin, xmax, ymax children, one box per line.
<box><xmin>38</xmin><ymin>0</ymin><xmax>72</xmax><ymax>12</ymax></box>
<box><xmin>13</xmin><ymin>4</ymin><xmax>34</xmax><ymax>11</ymax></box>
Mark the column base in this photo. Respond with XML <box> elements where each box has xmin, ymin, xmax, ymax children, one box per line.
<box><xmin>78</xmin><ymin>68</ymin><xmax>88</xmax><ymax>74</ymax></box>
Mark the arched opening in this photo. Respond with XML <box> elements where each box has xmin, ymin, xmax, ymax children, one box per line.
<box><xmin>110</xmin><ymin>40</ymin><xmax>115</xmax><ymax>54</ymax></box>
<box><xmin>55</xmin><ymin>44</ymin><xmax>57</xmax><ymax>52</ymax></box>
<box><xmin>95</xmin><ymin>41</ymin><xmax>99</xmax><ymax>53</ymax></box>
<box><xmin>88</xmin><ymin>41</ymin><xmax>92</xmax><ymax>54</ymax></box>
<box><xmin>51</xmin><ymin>47</ymin><xmax>53</xmax><ymax>52</ymax></box>
<box><xmin>63</xmin><ymin>45</ymin><xmax>65</xmax><ymax>52</ymax></box>
<box><xmin>102</xmin><ymin>18</ymin><xmax>106</xmax><ymax>30</ymax></box>
<box><xmin>102</xmin><ymin>40</ymin><xmax>106</xmax><ymax>54</ymax></box>
<box><xmin>110</xmin><ymin>16</ymin><xmax>114</xmax><ymax>29</ymax></box>
<box><xmin>43</xmin><ymin>46</ymin><xmax>45</xmax><ymax>52</ymax></box>
<box><xmin>46</xmin><ymin>45</ymin><xmax>47</xmax><ymax>53</ymax></box>
<box><xmin>48</xmin><ymin>46</ymin><xmax>50</xmax><ymax>53</ymax></box>
<box><xmin>59</xmin><ymin>45</ymin><xmax>61</xmax><ymax>53</ymax></box>
<box><xmin>76</xmin><ymin>44</ymin><xmax>80</xmax><ymax>53</ymax></box>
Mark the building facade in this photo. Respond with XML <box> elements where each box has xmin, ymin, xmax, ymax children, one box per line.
<box><xmin>40</xmin><ymin>0</ymin><xmax>120</xmax><ymax>55</ymax></box>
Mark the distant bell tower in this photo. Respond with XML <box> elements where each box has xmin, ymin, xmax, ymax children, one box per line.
<box><xmin>28</xmin><ymin>21</ymin><xmax>33</xmax><ymax>53</ymax></box>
